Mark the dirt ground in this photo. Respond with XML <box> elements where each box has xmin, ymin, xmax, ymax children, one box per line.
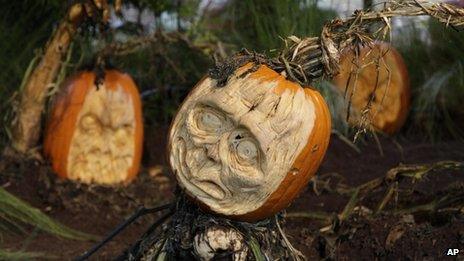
<box><xmin>1</xmin><ymin>126</ymin><xmax>463</xmax><ymax>260</ymax></box>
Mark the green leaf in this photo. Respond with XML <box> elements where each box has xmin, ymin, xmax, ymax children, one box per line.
<box><xmin>0</xmin><ymin>187</ymin><xmax>97</xmax><ymax>241</ymax></box>
<box><xmin>247</xmin><ymin>236</ymin><xmax>266</xmax><ymax>261</ymax></box>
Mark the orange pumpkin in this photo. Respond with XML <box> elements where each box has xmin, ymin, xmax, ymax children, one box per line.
<box><xmin>168</xmin><ymin>63</ymin><xmax>331</xmax><ymax>221</ymax></box>
<box><xmin>332</xmin><ymin>42</ymin><xmax>410</xmax><ymax>134</ymax></box>
<box><xmin>44</xmin><ymin>70</ymin><xmax>143</xmax><ymax>185</ymax></box>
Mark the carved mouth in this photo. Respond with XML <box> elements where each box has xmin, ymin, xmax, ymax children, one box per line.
<box><xmin>178</xmin><ymin>142</ymin><xmax>228</xmax><ymax>201</ymax></box>
<box><xmin>190</xmin><ymin>158</ymin><xmax>227</xmax><ymax>200</ymax></box>
<box><xmin>193</xmin><ymin>180</ymin><xmax>226</xmax><ymax>200</ymax></box>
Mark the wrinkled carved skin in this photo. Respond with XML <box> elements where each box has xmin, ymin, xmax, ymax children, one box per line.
<box><xmin>193</xmin><ymin>225</ymin><xmax>248</xmax><ymax>261</ymax></box>
<box><xmin>333</xmin><ymin>42</ymin><xmax>410</xmax><ymax>134</ymax></box>
<box><xmin>168</xmin><ymin>64</ymin><xmax>331</xmax><ymax>221</ymax></box>
<box><xmin>44</xmin><ymin>70</ymin><xmax>143</xmax><ymax>185</ymax></box>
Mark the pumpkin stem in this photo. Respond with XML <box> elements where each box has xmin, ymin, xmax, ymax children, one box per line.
<box><xmin>208</xmin><ymin>1</ymin><xmax>464</xmax><ymax>89</ymax></box>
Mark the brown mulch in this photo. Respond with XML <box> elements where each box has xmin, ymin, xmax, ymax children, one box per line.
<box><xmin>0</xmin><ymin>127</ymin><xmax>463</xmax><ymax>260</ymax></box>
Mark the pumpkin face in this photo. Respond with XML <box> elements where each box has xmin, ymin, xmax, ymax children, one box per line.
<box><xmin>44</xmin><ymin>70</ymin><xmax>143</xmax><ymax>185</ymax></box>
<box><xmin>168</xmin><ymin>63</ymin><xmax>331</xmax><ymax>221</ymax></box>
<box><xmin>332</xmin><ymin>42</ymin><xmax>410</xmax><ymax>134</ymax></box>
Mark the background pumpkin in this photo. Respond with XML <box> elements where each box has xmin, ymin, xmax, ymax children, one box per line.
<box><xmin>44</xmin><ymin>70</ymin><xmax>143</xmax><ymax>185</ymax></box>
<box><xmin>332</xmin><ymin>42</ymin><xmax>410</xmax><ymax>134</ymax></box>
<box><xmin>168</xmin><ymin>63</ymin><xmax>331</xmax><ymax>221</ymax></box>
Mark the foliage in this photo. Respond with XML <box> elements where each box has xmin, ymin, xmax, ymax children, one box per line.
<box><xmin>396</xmin><ymin>18</ymin><xmax>464</xmax><ymax>141</ymax></box>
<box><xmin>69</xmin><ymin>1</ymin><xmax>211</xmax><ymax>126</ymax></box>
<box><xmin>0</xmin><ymin>187</ymin><xmax>96</xmax><ymax>240</ymax></box>
<box><xmin>209</xmin><ymin>0</ymin><xmax>337</xmax><ymax>53</ymax></box>
<box><xmin>0</xmin><ymin>0</ymin><xmax>463</xmax><ymax>257</ymax></box>
<box><xmin>0</xmin><ymin>249</ymin><xmax>51</xmax><ymax>260</ymax></box>
<box><xmin>315</xmin><ymin>80</ymin><xmax>351</xmax><ymax>134</ymax></box>
<box><xmin>0</xmin><ymin>1</ymin><xmax>462</xmax><ymax>146</ymax></box>
<box><xmin>106</xmin><ymin>35</ymin><xmax>212</xmax><ymax>126</ymax></box>
<box><xmin>0</xmin><ymin>0</ymin><xmax>212</xmax><ymax>149</ymax></box>
<box><xmin>0</xmin><ymin>1</ymin><xmax>65</xmax><ymax>147</ymax></box>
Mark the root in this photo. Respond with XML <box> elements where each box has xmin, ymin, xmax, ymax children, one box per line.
<box><xmin>121</xmin><ymin>193</ymin><xmax>303</xmax><ymax>260</ymax></box>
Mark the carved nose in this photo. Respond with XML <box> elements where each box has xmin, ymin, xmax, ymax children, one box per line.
<box><xmin>205</xmin><ymin>144</ymin><xmax>220</xmax><ymax>162</ymax></box>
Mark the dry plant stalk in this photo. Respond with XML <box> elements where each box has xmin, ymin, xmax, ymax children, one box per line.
<box><xmin>10</xmin><ymin>1</ymin><xmax>113</xmax><ymax>154</ymax></box>
<box><xmin>97</xmin><ymin>30</ymin><xmax>229</xmax><ymax>62</ymax></box>
<box><xmin>286</xmin><ymin>160</ymin><xmax>463</xmax><ymax>225</ymax></box>
<box><xmin>212</xmin><ymin>1</ymin><xmax>463</xmax><ymax>137</ymax></box>
<box><xmin>122</xmin><ymin>195</ymin><xmax>300</xmax><ymax>260</ymax></box>
<box><xmin>10</xmin><ymin>5</ymin><xmax>81</xmax><ymax>153</ymax></box>
<box><xmin>271</xmin><ymin>1</ymin><xmax>464</xmax><ymax>137</ymax></box>
<box><xmin>276</xmin><ymin>0</ymin><xmax>464</xmax><ymax>85</ymax></box>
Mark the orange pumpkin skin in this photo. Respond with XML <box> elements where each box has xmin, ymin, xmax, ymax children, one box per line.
<box><xmin>231</xmin><ymin>66</ymin><xmax>331</xmax><ymax>222</ymax></box>
<box><xmin>168</xmin><ymin>63</ymin><xmax>331</xmax><ymax>222</ymax></box>
<box><xmin>44</xmin><ymin>70</ymin><xmax>143</xmax><ymax>184</ymax></box>
<box><xmin>333</xmin><ymin>42</ymin><xmax>410</xmax><ymax>134</ymax></box>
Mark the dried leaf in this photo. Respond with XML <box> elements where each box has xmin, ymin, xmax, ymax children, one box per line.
<box><xmin>385</xmin><ymin>225</ymin><xmax>406</xmax><ymax>250</ymax></box>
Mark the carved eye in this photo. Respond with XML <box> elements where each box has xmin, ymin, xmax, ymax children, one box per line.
<box><xmin>229</xmin><ymin>130</ymin><xmax>259</xmax><ymax>164</ymax></box>
<box><xmin>236</xmin><ymin>140</ymin><xmax>258</xmax><ymax>161</ymax></box>
<box><xmin>80</xmin><ymin>114</ymin><xmax>101</xmax><ymax>133</ymax></box>
<box><xmin>187</xmin><ymin>106</ymin><xmax>233</xmax><ymax>144</ymax></box>
<box><xmin>188</xmin><ymin>106</ymin><xmax>232</xmax><ymax>136</ymax></box>
<box><xmin>198</xmin><ymin>111</ymin><xmax>222</xmax><ymax>131</ymax></box>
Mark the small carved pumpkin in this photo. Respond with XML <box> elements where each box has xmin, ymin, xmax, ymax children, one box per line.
<box><xmin>44</xmin><ymin>70</ymin><xmax>143</xmax><ymax>185</ymax></box>
<box><xmin>332</xmin><ymin>42</ymin><xmax>410</xmax><ymax>134</ymax></box>
<box><xmin>168</xmin><ymin>63</ymin><xmax>331</xmax><ymax>221</ymax></box>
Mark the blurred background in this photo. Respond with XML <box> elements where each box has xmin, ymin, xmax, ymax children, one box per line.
<box><xmin>1</xmin><ymin>0</ymin><xmax>463</xmax><ymax>152</ymax></box>
<box><xmin>0</xmin><ymin>1</ymin><xmax>463</xmax><ymax>259</ymax></box>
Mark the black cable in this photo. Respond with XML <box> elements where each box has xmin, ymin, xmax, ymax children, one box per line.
<box><xmin>118</xmin><ymin>210</ymin><xmax>175</xmax><ymax>260</ymax></box>
<box><xmin>74</xmin><ymin>203</ymin><xmax>173</xmax><ymax>261</ymax></box>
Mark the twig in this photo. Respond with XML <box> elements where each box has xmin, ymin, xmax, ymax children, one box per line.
<box><xmin>275</xmin><ymin>216</ymin><xmax>305</xmax><ymax>261</ymax></box>
<box><xmin>371</xmin><ymin>130</ymin><xmax>384</xmax><ymax>157</ymax></box>
<box><xmin>385</xmin><ymin>160</ymin><xmax>463</xmax><ymax>181</ymax></box>
<box><xmin>375</xmin><ymin>181</ymin><xmax>398</xmax><ymax>214</ymax></box>
<box><xmin>331</xmin><ymin>129</ymin><xmax>361</xmax><ymax>154</ymax></box>
<box><xmin>390</xmin><ymin>136</ymin><xmax>405</xmax><ymax>161</ymax></box>
<box><xmin>393</xmin><ymin>192</ymin><xmax>464</xmax><ymax>215</ymax></box>
<box><xmin>274</xmin><ymin>1</ymin><xmax>464</xmax><ymax>85</ymax></box>
<box><xmin>285</xmin><ymin>211</ymin><xmax>334</xmax><ymax>222</ymax></box>
<box><xmin>97</xmin><ymin>31</ymin><xmax>229</xmax><ymax>60</ymax></box>
<box><xmin>339</xmin><ymin>188</ymin><xmax>360</xmax><ymax>222</ymax></box>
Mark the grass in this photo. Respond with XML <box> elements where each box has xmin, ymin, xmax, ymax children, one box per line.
<box><xmin>212</xmin><ymin>1</ymin><xmax>464</xmax><ymax>140</ymax></box>
<box><xmin>315</xmin><ymin>80</ymin><xmax>351</xmax><ymax>134</ymax></box>
<box><xmin>395</xmin><ymin>18</ymin><xmax>464</xmax><ymax>141</ymax></box>
<box><xmin>0</xmin><ymin>1</ymin><xmax>64</xmax><ymax>148</ymax></box>
<box><xmin>0</xmin><ymin>249</ymin><xmax>52</xmax><ymax>260</ymax></box>
<box><xmin>217</xmin><ymin>0</ymin><xmax>337</xmax><ymax>54</ymax></box>
<box><xmin>0</xmin><ymin>187</ymin><xmax>96</xmax><ymax>241</ymax></box>
<box><xmin>2</xmin><ymin>1</ymin><xmax>462</xmax><ymax>147</ymax></box>
<box><xmin>0</xmin><ymin>1</ymin><xmax>462</xmax><ymax>258</ymax></box>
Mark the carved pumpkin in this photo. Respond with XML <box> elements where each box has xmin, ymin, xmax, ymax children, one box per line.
<box><xmin>44</xmin><ymin>70</ymin><xmax>143</xmax><ymax>185</ymax></box>
<box><xmin>332</xmin><ymin>42</ymin><xmax>410</xmax><ymax>134</ymax></box>
<box><xmin>168</xmin><ymin>63</ymin><xmax>331</xmax><ymax>222</ymax></box>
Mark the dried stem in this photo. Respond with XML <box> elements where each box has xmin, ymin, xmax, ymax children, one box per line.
<box><xmin>276</xmin><ymin>0</ymin><xmax>464</xmax><ymax>86</ymax></box>
<box><xmin>209</xmin><ymin>1</ymin><xmax>463</xmax><ymax>137</ymax></box>
<box><xmin>11</xmin><ymin>17</ymin><xmax>77</xmax><ymax>153</ymax></box>
<box><xmin>97</xmin><ymin>31</ymin><xmax>229</xmax><ymax>60</ymax></box>
<box><xmin>9</xmin><ymin>1</ymin><xmax>112</xmax><ymax>153</ymax></box>
<box><xmin>286</xmin><ymin>161</ymin><xmax>464</xmax><ymax>226</ymax></box>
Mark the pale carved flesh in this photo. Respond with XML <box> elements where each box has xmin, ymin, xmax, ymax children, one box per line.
<box><xmin>333</xmin><ymin>43</ymin><xmax>409</xmax><ymax>133</ymax></box>
<box><xmin>193</xmin><ymin>226</ymin><xmax>248</xmax><ymax>261</ymax></box>
<box><xmin>169</xmin><ymin>66</ymin><xmax>316</xmax><ymax>216</ymax></box>
<box><xmin>67</xmin><ymin>85</ymin><xmax>136</xmax><ymax>184</ymax></box>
